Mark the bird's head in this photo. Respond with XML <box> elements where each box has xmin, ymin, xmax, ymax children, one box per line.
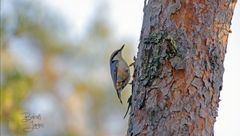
<box><xmin>110</xmin><ymin>44</ymin><xmax>125</xmax><ymax>61</ymax></box>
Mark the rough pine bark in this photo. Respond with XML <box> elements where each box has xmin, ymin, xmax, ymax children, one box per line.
<box><xmin>127</xmin><ymin>0</ymin><xmax>237</xmax><ymax>135</ymax></box>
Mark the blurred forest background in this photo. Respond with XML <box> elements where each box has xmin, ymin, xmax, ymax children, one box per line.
<box><xmin>1</xmin><ymin>0</ymin><xmax>135</xmax><ymax>135</ymax></box>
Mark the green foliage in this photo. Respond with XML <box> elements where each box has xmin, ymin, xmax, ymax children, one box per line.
<box><xmin>1</xmin><ymin>68</ymin><xmax>34</xmax><ymax>135</ymax></box>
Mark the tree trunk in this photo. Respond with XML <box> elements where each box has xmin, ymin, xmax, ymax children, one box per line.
<box><xmin>127</xmin><ymin>0</ymin><xmax>237</xmax><ymax>135</ymax></box>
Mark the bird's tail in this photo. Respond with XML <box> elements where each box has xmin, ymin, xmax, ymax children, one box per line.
<box><xmin>123</xmin><ymin>95</ymin><xmax>132</xmax><ymax>119</ymax></box>
<box><xmin>117</xmin><ymin>91</ymin><xmax>123</xmax><ymax>104</ymax></box>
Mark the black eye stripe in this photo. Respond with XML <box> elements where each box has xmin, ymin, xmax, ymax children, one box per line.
<box><xmin>111</xmin><ymin>60</ymin><xmax>117</xmax><ymax>64</ymax></box>
<box><xmin>110</xmin><ymin>50</ymin><xmax>120</xmax><ymax>61</ymax></box>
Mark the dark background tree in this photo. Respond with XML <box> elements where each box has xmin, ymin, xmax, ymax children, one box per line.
<box><xmin>128</xmin><ymin>0</ymin><xmax>237</xmax><ymax>135</ymax></box>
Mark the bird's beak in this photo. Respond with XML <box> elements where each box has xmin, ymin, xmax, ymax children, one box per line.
<box><xmin>119</xmin><ymin>44</ymin><xmax>125</xmax><ymax>51</ymax></box>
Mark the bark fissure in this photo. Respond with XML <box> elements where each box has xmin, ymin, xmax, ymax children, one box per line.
<box><xmin>128</xmin><ymin>0</ymin><xmax>237</xmax><ymax>135</ymax></box>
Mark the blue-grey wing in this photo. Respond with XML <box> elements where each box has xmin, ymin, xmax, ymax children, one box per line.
<box><xmin>110</xmin><ymin>60</ymin><xmax>118</xmax><ymax>89</ymax></box>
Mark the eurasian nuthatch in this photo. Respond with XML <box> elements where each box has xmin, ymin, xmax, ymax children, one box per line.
<box><xmin>110</xmin><ymin>44</ymin><xmax>130</xmax><ymax>104</ymax></box>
